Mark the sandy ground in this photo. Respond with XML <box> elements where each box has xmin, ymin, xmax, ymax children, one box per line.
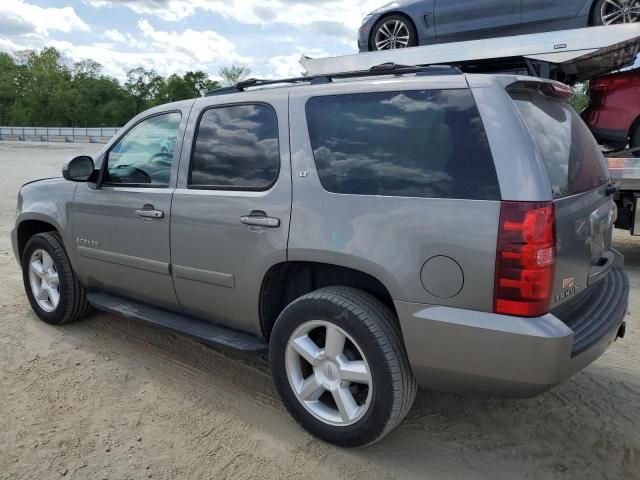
<box><xmin>0</xmin><ymin>141</ymin><xmax>639</xmax><ymax>480</ymax></box>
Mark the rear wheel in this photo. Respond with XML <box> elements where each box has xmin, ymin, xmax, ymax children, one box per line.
<box><xmin>21</xmin><ymin>232</ymin><xmax>91</xmax><ymax>325</ymax></box>
<box><xmin>370</xmin><ymin>15</ymin><xmax>418</xmax><ymax>51</ymax></box>
<box><xmin>269</xmin><ymin>286</ymin><xmax>416</xmax><ymax>447</ymax></box>
<box><xmin>592</xmin><ymin>0</ymin><xmax>640</xmax><ymax>25</ymax></box>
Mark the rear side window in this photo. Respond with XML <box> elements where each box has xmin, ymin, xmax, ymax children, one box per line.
<box><xmin>305</xmin><ymin>89</ymin><xmax>500</xmax><ymax>200</ymax></box>
<box><xmin>190</xmin><ymin>104</ymin><xmax>280</xmax><ymax>190</ymax></box>
<box><xmin>509</xmin><ymin>88</ymin><xmax>609</xmax><ymax>198</ymax></box>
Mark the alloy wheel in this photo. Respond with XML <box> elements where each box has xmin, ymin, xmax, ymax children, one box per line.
<box><xmin>285</xmin><ymin>320</ymin><xmax>373</xmax><ymax>426</ymax></box>
<box><xmin>28</xmin><ymin>249</ymin><xmax>60</xmax><ymax>312</ymax></box>
<box><xmin>601</xmin><ymin>0</ymin><xmax>640</xmax><ymax>24</ymax></box>
<box><xmin>374</xmin><ymin>19</ymin><xmax>411</xmax><ymax>50</ymax></box>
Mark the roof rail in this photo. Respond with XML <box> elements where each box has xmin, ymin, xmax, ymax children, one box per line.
<box><xmin>205</xmin><ymin>63</ymin><xmax>462</xmax><ymax>96</ymax></box>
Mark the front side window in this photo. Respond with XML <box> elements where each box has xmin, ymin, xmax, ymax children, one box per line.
<box><xmin>105</xmin><ymin>112</ymin><xmax>182</xmax><ymax>186</ymax></box>
<box><xmin>190</xmin><ymin>104</ymin><xmax>280</xmax><ymax>190</ymax></box>
<box><xmin>305</xmin><ymin>89</ymin><xmax>500</xmax><ymax>200</ymax></box>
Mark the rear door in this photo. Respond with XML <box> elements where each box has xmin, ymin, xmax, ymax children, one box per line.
<box><xmin>170</xmin><ymin>90</ymin><xmax>291</xmax><ymax>336</ymax></box>
<box><xmin>508</xmin><ymin>84</ymin><xmax>616</xmax><ymax>308</ymax></box>
<box><xmin>434</xmin><ymin>0</ymin><xmax>521</xmax><ymax>39</ymax></box>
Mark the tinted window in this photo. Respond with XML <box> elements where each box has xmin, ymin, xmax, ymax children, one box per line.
<box><xmin>305</xmin><ymin>89</ymin><xmax>499</xmax><ymax>200</ymax></box>
<box><xmin>190</xmin><ymin>104</ymin><xmax>280</xmax><ymax>189</ymax></box>
<box><xmin>509</xmin><ymin>88</ymin><xmax>609</xmax><ymax>198</ymax></box>
<box><xmin>106</xmin><ymin>112</ymin><xmax>181</xmax><ymax>186</ymax></box>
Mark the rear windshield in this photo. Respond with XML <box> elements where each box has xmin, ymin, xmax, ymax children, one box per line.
<box><xmin>305</xmin><ymin>89</ymin><xmax>500</xmax><ymax>200</ymax></box>
<box><xmin>509</xmin><ymin>87</ymin><xmax>609</xmax><ymax>198</ymax></box>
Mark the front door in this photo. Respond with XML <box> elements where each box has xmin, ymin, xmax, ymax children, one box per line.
<box><xmin>73</xmin><ymin>109</ymin><xmax>189</xmax><ymax>311</ymax></box>
<box><xmin>434</xmin><ymin>0</ymin><xmax>521</xmax><ymax>39</ymax></box>
<box><xmin>170</xmin><ymin>92</ymin><xmax>291</xmax><ymax>335</ymax></box>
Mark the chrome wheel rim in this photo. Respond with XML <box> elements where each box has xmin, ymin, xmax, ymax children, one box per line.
<box><xmin>285</xmin><ymin>320</ymin><xmax>373</xmax><ymax>426</ymax></box>
<box><xmin>28</xmin><ymin>249</ymin><xmax>60</xmax><ymax>312</ymax></box>
<box><xmin>601</xmin><ymin>0</ymin><xmax>640</xmax><ymax>24</ymax></box>
<box><xmin>374</xmin><ymin>19</ymin><xmax>410</xmax><ymax>50</ymax></box>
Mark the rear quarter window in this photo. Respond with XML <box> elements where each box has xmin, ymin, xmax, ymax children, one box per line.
<box><xmin>305</xmin><ymin>89</ymin><xmax>500</xmax><ymax>200</ymax></box>
<box><xmin>509</xmin><ymin>87</ymin><xmax>610</xmax><ymax>198</ymax></box>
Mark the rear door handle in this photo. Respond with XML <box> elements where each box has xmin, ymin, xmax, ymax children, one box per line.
<box><xmin>136</xmin><ymin>205</ymin><xmax>164</xmax><ymax>219</ymax></box>
<box><xmin>240</xmin><ymin>211</ymin><xmax>280</xmax><ymax>228</ymax></box>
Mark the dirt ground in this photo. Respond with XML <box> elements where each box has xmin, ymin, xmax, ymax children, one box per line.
<box><xmin>1</xmin><ymin>141</ymin><xmax>639</xmax><ymax>480</ymax></box>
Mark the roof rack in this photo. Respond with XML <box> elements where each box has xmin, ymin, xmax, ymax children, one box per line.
<box><xmin>205</xmin><ymin>63</ymin><xmax>462</xmax><ymax>96</ymax></box>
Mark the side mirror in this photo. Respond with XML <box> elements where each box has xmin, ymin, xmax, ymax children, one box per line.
<box><xmin>62</xmin><ymin>156</ymin><xmax>96</xmax><ymax>182</ymax></box>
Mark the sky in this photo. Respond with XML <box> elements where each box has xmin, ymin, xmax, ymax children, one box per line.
<box><xmin>0</xmin><ymin>0</ymin><xmax>383</xmax><ymax>82</ymax></box>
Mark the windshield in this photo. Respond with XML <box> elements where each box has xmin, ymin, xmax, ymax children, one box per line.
<box><xmin>509</xmin><ymin>87</ymin><xmax>609</xmax><ymax>198</ymax></box>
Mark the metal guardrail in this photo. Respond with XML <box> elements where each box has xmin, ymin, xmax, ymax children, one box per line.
<box><xmin>0</xmin><ymin>126</ymin><xmax>120</xmax><ymax>144</ymax></box>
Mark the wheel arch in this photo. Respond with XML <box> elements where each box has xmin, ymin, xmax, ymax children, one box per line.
<box><xmin>628</xmin><ymin>113</ymin><xmax>640</xmax><ymax>142</ymax></box>
<box><xmin>369</xmin><ymin>11</ymin><xmax>418</xmax><ymax>50</ymax></box>
<box><xmin>16</xmin><ymin>217</ymin><xmax>61</xmax><ymax>262</ymax></box>
<box><xmin>259</xmin><ymin>261</ymin><xmax>398</xmax><ymax>339</ymax></box>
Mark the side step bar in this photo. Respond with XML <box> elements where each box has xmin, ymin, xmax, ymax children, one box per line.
<box><xmin>87</xmin><ymin>292</ymin><xmax>268</xmax><ymax>355</ymax></box>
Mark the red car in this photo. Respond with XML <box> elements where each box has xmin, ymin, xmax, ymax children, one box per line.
<box><xmin>582</xmin><ymin>68</ymin><xmax>640</xmax><ymax>156</ymax></box>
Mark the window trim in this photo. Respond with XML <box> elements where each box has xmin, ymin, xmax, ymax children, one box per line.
<box><xmin>99</xmin><ymin>109</ymin><xmax>183</xmax><ymax>189</ymax></box>
<box><xmin>187</xmin><ymin>102</ymin><xmax>281</xmax><ymax>192</ymax></box>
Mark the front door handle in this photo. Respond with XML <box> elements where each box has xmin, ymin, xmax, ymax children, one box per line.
<box><xmin>136</xmin><ymin>205</ymin><xmax>164</xmax><ymax>219</ymax></box>
<box><xmin>240</xmin><ymin>211</ymin><xmax>280</xmax><ymax>228</ymax></box>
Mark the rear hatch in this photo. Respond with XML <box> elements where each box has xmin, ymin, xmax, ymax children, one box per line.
<box><xmin>508</xmin><ymin>82</ymin><xmax>616</xmax><ymax>309</ymax></box>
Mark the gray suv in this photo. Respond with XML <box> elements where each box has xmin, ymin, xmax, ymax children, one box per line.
<box><xmin>12</xmin><ymin>67</ymin><xmax>629</xmax><ymax>447</ymax></box>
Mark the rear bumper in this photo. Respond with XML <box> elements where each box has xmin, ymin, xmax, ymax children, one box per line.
<box><xmin>395</xmin><ymin>268</ymin><xmax>629</xmax><ymax>397</ymax></box>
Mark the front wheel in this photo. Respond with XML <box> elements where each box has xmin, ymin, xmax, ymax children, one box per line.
<box><xmin>592</xmin><ymin>0</ymin><xmax>640</xmax><ymax>25</ymax></box>
<box><xmin>370</xmin><ymin>15</ymin><xmax>418</xmax><ymax>51</ymax></box>
<box><xmin>269</xmin><ymin>286</ymin><xmax>416</xmax><ymax>447</ymax></box>
<box><xmin>21</xmin><ymin>232</ymin><xmax>91</xmax><ymax>325</ymax></box>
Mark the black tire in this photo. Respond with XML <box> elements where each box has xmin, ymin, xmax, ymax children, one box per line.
<box><xmin>21</xmin><ymin>232</ymin><xmax>91</xmax><ymax>325</ymax></box>
<box><xmin>591</xmin><ymin>0</ymin><xmax>605</xmax><ymax>25</ymax></box>
<box><xmin>269</xmin><ymin>286</ymin><xmax>417</xmax><ymax>447</ymax></box>
<box><xmin>630</xmin><ymin>123</ymin><xmax>640</xmax><ymax>158</ymax></box>
<box><xmin>370</xmin><ymin>14</ymin><xmax>418</xmax><ymax>51</ymax></box>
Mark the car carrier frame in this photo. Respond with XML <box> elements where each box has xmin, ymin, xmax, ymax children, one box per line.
<box><xmin>301</xmin><ymin>24</ymin><xmax>640</xmax><ymax>85</ymax></box>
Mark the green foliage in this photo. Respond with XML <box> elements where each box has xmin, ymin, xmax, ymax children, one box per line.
<box><xmin>0</xmin><ymin>47</ymin><xmax>221</xmax><ymax>127</ymax></box>
<box><xmin>0</xmin><ymin>52</ymin><xmax>18</xmax><ymax>125</ymax></box>
<box><xmin>219</xmin><ymin>65</ymin><xmax>251</xmax><ymax>86</ymax></box>
<box><xmin>571</xmin><ymin>82</ymin><xmax>589</xmax><ymax>113</ymax></box>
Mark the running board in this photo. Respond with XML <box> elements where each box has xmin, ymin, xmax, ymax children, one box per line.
<box><xmin>87</xmin><ymin>292</ymin><xmax>268</xmax><ymax>355</ymax></box>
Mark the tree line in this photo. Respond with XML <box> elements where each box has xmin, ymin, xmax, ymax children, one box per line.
<box><xmin>0</xmin><ymin>47</ymin><xmax>251</xmax><ymax>127</ymax></box>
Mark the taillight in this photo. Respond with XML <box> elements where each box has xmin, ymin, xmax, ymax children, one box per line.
<box><xmin>494</xmin><ymin>201</ymin><xmax>556</xmax><ymax>317</ymax></box>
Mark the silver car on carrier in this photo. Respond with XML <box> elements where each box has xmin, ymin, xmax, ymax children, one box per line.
<box><xmin>12</xmin><ymin>65</ymin><xmax>629</xmax><ymax>447</ymax></box>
